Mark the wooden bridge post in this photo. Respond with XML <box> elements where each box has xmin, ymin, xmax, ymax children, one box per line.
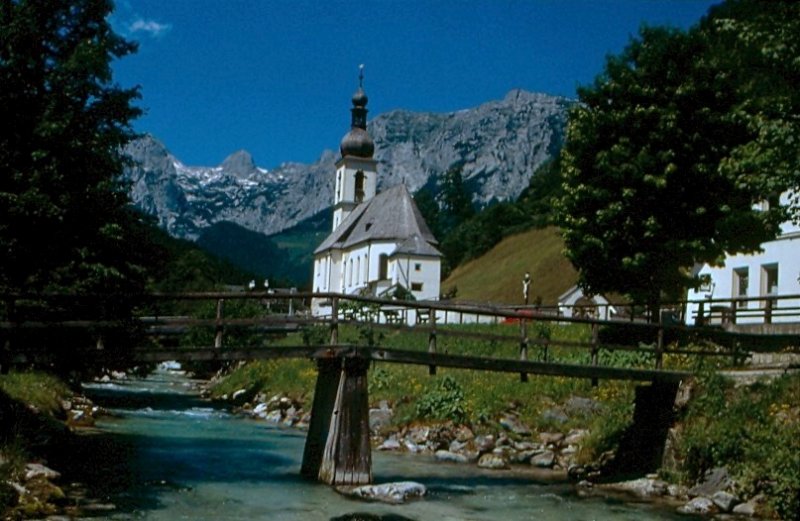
<box><xmin>590</xmin><ymin>322</ymin><xmax>599</xmax><ymax>387</ymax></box>
<box><xmin>655</xmin><ymin>325</ymin><xmax>664</xmax><ymax>370</ymax></box>
<box><xmin>0</xmin><ymin>298</ymin><xmax>13</xmax><ymax>374</ymax></box>
<box><xmin>519</xmin><ymin>316</ymin><xmax>528</xmax><ymax>382</ymax></box>
<box><xmin>318</xmin><ymin>356</ymin><xmax>372</xmax><ymax>486</ymax></box>
<box><xmin>214</xmin><ymin>298</ymin><xmax>224</xmax><ymax>348</ymax></box>
<box><xmin>428</xmin><ymin>307</ymin><xmax>437</xmax><ymax>376</ymax></box>
<box><xmin>696</xmin><ymin>301</ymin><xmax>705</xmax><ymax>326</ymax></box>
<box><xmin>301</xmin><ymin>358</ymin><xmax>341</xmax><ymax>480</ymax></box>
<box><xmin>764</xmin><ymin>297</ymin><xmax>773</xmax><ymax>324</ymax></box>
<box><xmin>330</xmin><ymin>296</ymin><xmax>339</xmax><ymax>345</ymax></box>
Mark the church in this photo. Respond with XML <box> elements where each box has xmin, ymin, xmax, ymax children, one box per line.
<box><xmin>311</xmin><ymin>75</ymin><xmax>442</xmax><ymax>314</ymax></box>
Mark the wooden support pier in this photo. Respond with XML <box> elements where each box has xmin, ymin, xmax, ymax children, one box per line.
<box><xmin>301</xmin><ymin>356</ymin><xmax>372</xmax><ymax>486</ymax></box>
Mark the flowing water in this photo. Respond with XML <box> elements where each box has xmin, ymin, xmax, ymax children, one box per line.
<box><xmin>77</xmin><ymin>367</ymin><xmax>698</xmax><ymax>521</ymax></box>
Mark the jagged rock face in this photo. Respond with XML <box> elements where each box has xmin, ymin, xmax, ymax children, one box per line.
<box><xmin>122</xmin><ymin>89</ymin><xmax>571</xmax><ymax>239</ymax></box>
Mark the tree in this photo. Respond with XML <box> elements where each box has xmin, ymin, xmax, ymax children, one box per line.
<box><xmin>439</xmin><ymin>165</ymin><xmax>475</xmax><ymax>233</ymax></box>
<box><xmin>555</xmin><ymin>1</ymin><xmax>798</xmax><ymax>316</ymax></box>
<box><xmin>0</xmin><ymin>0</ymin><xmax>144</xmax><ymax>298</ymax></box>
<box><xmin>1</xmin><ymin>1</ymin><xmax>149</xmax><ymax>373</ymax></box>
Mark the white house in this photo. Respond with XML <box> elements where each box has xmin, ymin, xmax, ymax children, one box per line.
<box><xmin>558</xmin><ymin>285</ymin><xmax>617</xmax><ymax>320</ymax></box>
<box><xmin>685</xmin><ymin>192</ymin><xmax>800</xmax><ymax>325</ymax></box>
<box><xmin>311</xmin><ymin>76</ymin><xmax>442</xmax><ymax>316</ymax></box>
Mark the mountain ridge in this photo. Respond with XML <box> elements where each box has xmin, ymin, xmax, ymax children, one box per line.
<box><xmin>122</xmin><ymin>89</ymin><xmax>572</xmax><ymax>240</ymax></box>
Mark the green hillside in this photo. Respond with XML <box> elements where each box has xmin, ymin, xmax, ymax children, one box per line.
<box><xmin>194</xmin><ymin>211</ymin><xmax>332</xmax><ymax>289</ymax></box>
<box><xmin>441</xmin><ymin>226</ymin><xmax>577</xmax><ymax>305</ymax></box>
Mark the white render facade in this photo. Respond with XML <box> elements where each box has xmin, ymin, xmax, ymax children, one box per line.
<box><xmin>685</xmin><ymin>193</ymin><xmax>800</xmax><ymax>325</ymax></box>
<box><xmin>312</xmin><ymin>79</ymin><xmax>442</xmax><ymax>316</ymax></box>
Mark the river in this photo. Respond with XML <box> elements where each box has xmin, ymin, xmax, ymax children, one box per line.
<box><xmin>75</xmin><ymin>366</ymin><xmax>698</xmax><ymax>521</ymax></box>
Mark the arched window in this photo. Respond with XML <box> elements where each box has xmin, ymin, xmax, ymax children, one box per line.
<box><xmin>378</xmin><ymin>254</ymin><xmax>388</xmax><ymax>280</ymax></box>
<box><xmin>355</xmin><ymin>170</ymin><xmax>365</xmax><ymax>202</ymax></box>
<box><xmin>356</xmin><ymin>257</ymin><xmax>361</xmax><ymax>285</ymax></box>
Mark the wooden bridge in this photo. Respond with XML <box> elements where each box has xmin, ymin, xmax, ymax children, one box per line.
<box><xmin>2</xmin><ymin>291</ymin><xmax>798</xmax><ymax>487</ymax></box>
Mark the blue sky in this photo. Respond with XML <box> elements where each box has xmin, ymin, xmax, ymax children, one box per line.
<box><xmin>111</xmin><ymin>0</ymin><xmax>720</xmax><ymax>169</ymax></box>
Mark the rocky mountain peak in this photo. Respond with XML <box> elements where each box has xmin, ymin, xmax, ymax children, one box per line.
<box><xmin>122</xmin><ymin>90</ymin><xmax>572</xmax><ymax>240</ymax></box>
<box><xmin>221</xmin><ymin>149</ymin><xmax>258</xmax><ymax>178</ymax></box>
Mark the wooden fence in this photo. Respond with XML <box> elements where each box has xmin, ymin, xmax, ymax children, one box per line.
<box><xmin>3</xmin><ymin>291</ymin><xmax>798</xmax><ymax>380</ymax></box>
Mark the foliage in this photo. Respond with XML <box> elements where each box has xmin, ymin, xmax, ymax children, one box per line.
<box><xmin>555</xmin><ymin>0</ymin><xmax>798</xmax><ymax>313</ymax></box>
<box><xmin>208</xmin><ymin>359</ymin><xmax>317</xmax><ymax>409</ymax></box>
<box><xmin>0</xmin><ymin>371</ymin><xmax>72</xmax><ymax>417</ymax></box>
<box><xmin>439</xmin><ymin>165</ymin><xmax>475</xmax><ymax>234</ymax></box>
<box><xmin>516</xmin><ymin>157</ymin><xmax>564</xmax><ymax>228</ymax></box>
<box><xmin>422</xmin><ymin>159</ymin><xmax>565</xmax><ymax>277</ymax></box>
<box><xmin>0</xmin><ymin>0</ymin><xmax>147</xmax><ymax>299</ymax></box>
<box><xmin>678</xmin><ymin>372</ymin><xmax>800</xmax><ymax>520</ymax></box>
<box><xmin>196</xmin><ymin>222</ymin><xmax>297</xmax><ymax>289</ymax></box>
<box><xmin>414</xmin><ymin>375</ymin><xmax>469</xmax><ymax>424</ymax></box>
<box><xmin>440</xmin><ymin>201</ymin><xmax>528</xmax><ymax>270</ymax></box>
<box><xmin>576</xmin><ymin>382</ymin><xmax>636</xmax><ymax>464</ymax></box>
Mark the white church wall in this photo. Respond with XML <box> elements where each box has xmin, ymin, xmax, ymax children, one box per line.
<box><xmin>392</xmin><ymin>255</ymin><xmax>441</xmax><ymax>300</ymax></box>
<box><xmin>334</xmin><ymin>158</ymin><xmax>377</xmax><ymax>205</ymax></box>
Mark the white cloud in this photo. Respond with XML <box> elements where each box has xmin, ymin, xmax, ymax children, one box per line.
<box><xmin>128</xmin><ymin>18</ymin><xmax>172</xmax><ymax>38</ymax></box>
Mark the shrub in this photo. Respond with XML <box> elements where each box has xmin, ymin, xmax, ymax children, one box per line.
<box><xmin>678</xmin><ymin>372</ymin><xmax>799</xmax><ymax>520</ymax></box>
<box><xmin>415</xmin><ymin>376</ymin><xmax>469</xmax><ymax>424</ymax></box>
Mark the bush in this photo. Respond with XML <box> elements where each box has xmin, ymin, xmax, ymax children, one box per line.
<box><xmin>678</xmin><ymin>372</ymin><xmax>799</xmax><ymax>520</ymax></box>
<box><xmin>415</xmin><ymin>376</ymin><xmax>469</xmax><ymax>424</ymax></box>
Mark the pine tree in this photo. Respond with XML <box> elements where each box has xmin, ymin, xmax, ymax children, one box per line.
<box><xmin>0</xmin><ymin>0</ymin><xmax>145</xmax><ymax>298</ymax></box>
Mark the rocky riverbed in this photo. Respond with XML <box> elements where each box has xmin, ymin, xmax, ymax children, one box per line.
<box><xmin>223</xmin><ymin>388</ymin><xmax>776</xmax><ymax>517</ymax></box>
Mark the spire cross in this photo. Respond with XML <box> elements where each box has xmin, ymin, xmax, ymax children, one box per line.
<box><xmin>358</xmin><ymin>64</ymin><xmax>364</xmax><ymax>88</ymax></box>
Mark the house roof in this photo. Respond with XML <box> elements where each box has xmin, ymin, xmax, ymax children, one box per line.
<box><xmin>314</xmin><ymin>184</ymin><xmax>440</xmax><ymax>255</ymax></box>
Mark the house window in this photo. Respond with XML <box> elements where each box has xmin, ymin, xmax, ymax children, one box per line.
<box><xmin>356</xmin><ymin>257</ymin><xmax>361</xmax><ymax>285</ymax></box>
<box><xmin>761</xmin><ymin>264</ymin><xmax>779</xmax><ymax>296</ymax></box>
<box><xmin>414</xmin><ymin>263</ymin><xmax>422</xmax><ymax>272</ymax></box>
<box><xmin>379</xmin><ymin>254</ymin><xmax>388</xmax><ymax>280</ymax></box>
<box><xmin>733</xmin><ymin>267</ymin><xmax>748</xmax><ymax>308</ymax></box>
<box><xmin>411</xmin><ymin>282</ymin><xmax>423</xmax><ymax>292</ymax></box>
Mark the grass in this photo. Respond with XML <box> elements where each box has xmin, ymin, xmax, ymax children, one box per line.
<box><xmin>0</xmin><ymin>371</ymin><xmax>74</xmax><ymax>515</ymax></box>
<box><xmin>0</xmin><ymin>371</ymin><xmax>72</xmax><ymax>417</ymax></box>
<box><xmin>442</xmin><ymin>226</ymin><xmax>578</xmax><ymax>305</ymax></box>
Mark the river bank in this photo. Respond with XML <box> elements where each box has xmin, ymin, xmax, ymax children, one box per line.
<box><xmin>207</xmin><ymin>357</ymin><xmax>799</xmax><ymax>520</ymax></box>
<box><xmin>0</xmin><ymin>370</ymin><xmax>119</xmax><ymax>519</ymax></box>
<box><xmin>2</xmin><ymin>363</ymin><xmax>796</xmax><ymax>520</ymax></box>
<box><xmin>0</xmin><ymin>367</ymin><xmax>704</xmax><ymax>520</ymax></box>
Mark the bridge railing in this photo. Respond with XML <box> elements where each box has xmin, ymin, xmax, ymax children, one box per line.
<box><xmin>2</xmin><ymin>291</ymin><xmax>797</xmax><ymax>378</ymax></box>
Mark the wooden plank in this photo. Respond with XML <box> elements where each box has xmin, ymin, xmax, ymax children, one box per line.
<box><xmin>129</xmin><ymin>345</ymin><xmax>355</xmax><ymax>363</ymax></box>
<box><xmin>360</xmin><ymin>346</ymin><xmax>688</xmax><ymax>383</ymax></box>
<box><xmin>127</xmin><ymin>343</ymin><xmax>687</xmax><ymax>382</ymax></box>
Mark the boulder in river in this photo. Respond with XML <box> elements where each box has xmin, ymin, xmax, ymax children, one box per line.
<box><xmin>338</xmin><ymin>481</ymin><xmax>426</xmax><ymax>504</ymax></box>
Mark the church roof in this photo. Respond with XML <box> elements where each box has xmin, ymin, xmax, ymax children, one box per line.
<box><xmin>314</xmin><ymin>184</ymin><xmax>441</xmax><ymax>256</ymax></box>
<box><xmin>390</xmin><ymin>234</ymin><xmax>442</xmax><ymax>258</ymax></box>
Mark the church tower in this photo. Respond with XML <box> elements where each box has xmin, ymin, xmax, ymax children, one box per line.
<box><xmin>332</xmin><ymin>66</ymin><xmax>377</xmax><ymax>231</ymax></box>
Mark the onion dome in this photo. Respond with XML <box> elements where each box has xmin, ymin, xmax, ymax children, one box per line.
<box><xmin>352</xmin><ymin>87</ymin><xmax>368</xmax><ymax>107</ymax></box>
<box><xmin>340</xmin><ymin>68</ymin><xmax>374</xmax><ymax>158</ymax></box>
<box><xmin>340</xmin><ymin>127</ymin><xmax>374</xmax><ymax>158</ymax></box>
